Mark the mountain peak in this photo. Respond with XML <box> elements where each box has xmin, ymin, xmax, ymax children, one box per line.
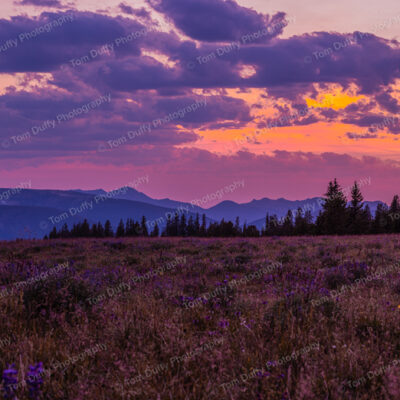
<box><xmin>213</xmin><ymin>200</ymin><xmax>239</xmax><ymax>207</ymax></box>
<box><xmin>70</xmin><ymin>189</ymin><xmax>107</xmax><ymax>195</ymax></box>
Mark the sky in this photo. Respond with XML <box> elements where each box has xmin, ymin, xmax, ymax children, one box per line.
<box><xmin>0</xmin><ymin>0</ymin><xmax>399</xmax><ymax>205</ymax></box>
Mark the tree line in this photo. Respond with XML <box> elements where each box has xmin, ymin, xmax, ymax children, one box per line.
<box><xmin>45</xmin><ymin>179</ymin><xmax>400</xmax><ymax>239</ymax></box>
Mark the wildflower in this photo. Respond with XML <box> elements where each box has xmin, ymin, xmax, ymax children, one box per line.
<box><xmin>218</xmin><ymin>319</ymin><xmax>229</xmax><ymax>329</ymax></box>
<box><xmin>256</xmin><ymin>370</ymin><xmax>270</xmax><ymax>378</ymax></box>
<box><xmin>2</xmin><ymin>364</ymin><xmax>18</xmax><ymax>399</ymax></box>
<box><xmin>26</xmin><ymin>362</ymin><xmax>44</xmax><ymax>399</ymax></box>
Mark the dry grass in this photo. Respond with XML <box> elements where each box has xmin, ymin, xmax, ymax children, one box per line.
<box><xmin>1</xmin><ymin>235</ymin><xmax>400</xmax><ymax>399</ymax></box>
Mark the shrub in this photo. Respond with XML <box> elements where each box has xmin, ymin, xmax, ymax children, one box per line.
<box><xmin>23</xmin><ymin>275</ymin><xmax>95</xmax><ymax>323</ymax></box>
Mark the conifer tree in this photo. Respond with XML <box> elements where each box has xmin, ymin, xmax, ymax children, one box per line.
<box><xmin>362</xmin><ymin>204</ymin><xmax>372</xmax><ymax>234</ymax></box>
<box><xmin>141</xmin><ymin>216</ymin><xmax>149</xmax><ymax>237</ymax></box>
<box><xmin>348</xmin><ymin>182</ymin><xmax>365</xmax><ymax>234</ymax></box>
<box><xmin>200</xmin><ymin>214</ymin><xmax>207</xmax><ymax>236</ymax></box>
<box><xmin>282</xmin><ymin>209</ymin><xmax>294</xmax><ymax>236</ymax></box>
<box><xmin>294</xmin><ymin>208</ymin><xmax>305</xmax><ymax>235</ymax></box>
<box><xmin>49</xmin><ymin>226</ymin><xmax>58</xmax><ymax>239</ymax></box>
<box><xmin>81</xmin><ymin>219</ymin><xmax>90</xmax><ymax>237</ymax></box>
<box><xmin>116</xmin><ymin>219</ymin><xmax>125</xmax><ymax>237</ymax></box>
<box><xmin>165</xmin><ymin>215</ymin><xmax>172</xmax><ymax>236</ymax></box>
<box><xmin>235</xmin><ymin>216</ymin><xmax>241</xmax><ymax>236</ymax></box>
<box><xmin>389</xmin><ymin>195</ymin><xmax>400</xmax><ymax>233</ymax></box>
<box><xmin>151</xmin><ymin>223</ymin><xmax>160</xmax><ymax>237</ymax></box>
<box><xmin>318</xmin><ymin>179</ymin><xmax>347</xmax><ymax>234</ymax></box>
<box><xmin>304</xmin><ymin>210</ymin><xmax>314</xmax><ymax>234</ymax></box>
<box><xmin>372</xmin><ymin>203</ymin><xmax>389</xmax><ymax>233</ymax></box>
<box><xmin>187</xmin><ymin>215</ymin><xmax>195</xmax><ymax>236</ymax></box>
<box><xmin>91</xmin><ymin>223</ymin><xmax>98</xmax><ymax>237</ymax></box>
<box><xmin>173</xmin><ymin>213</ymin><xmax>179</xmax><ymax>236</ymax></box>
<box><xmin>60</xmin><ymin>223</ymin><xmax>70</xmax><ymax>238</ymax></box>
<box><xmin>195</xmin><ymin>213</ymin><xmax>200</xmax><ymax>236</ymax></box>
<box><xmin>104</xmin><ymin>220</ymin><xmax>113</xmax><ymax>237</ymax></box>
<box><xmin>179</xmin><ymin>214</ymin><xmax>187</xmax><ymax>236</ymax></box>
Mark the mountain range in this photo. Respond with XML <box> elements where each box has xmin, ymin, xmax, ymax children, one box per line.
<box><xmin>0</xmin><ymin>187</ymin><xmax>383</xmax><ymax>240</ymax></box>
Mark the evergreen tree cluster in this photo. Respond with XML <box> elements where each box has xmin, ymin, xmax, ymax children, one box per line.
<box><xmin>45</xmin><ymin>179</ymin><xmax>400</xmax><ymax>239</ymax></box>
<box><xmin>263</xmin><ymin>179</ymin><xmax>400</xmax><ymax>236</ymax></box>
<box><xmin>47</xmin><ymin>217</ymin><xmax>158</xmax><ymax>239</ymax></box>
<box><xmin>46</xmin><ymin>213</ymin><xmax>260</xmax><ymax>239</ymax></box>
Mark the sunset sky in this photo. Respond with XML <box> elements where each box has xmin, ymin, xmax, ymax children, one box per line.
<box><xmin>0</xmin><ymin>0</ymin><xmax>399</xmax><ymax>204</ymax></box>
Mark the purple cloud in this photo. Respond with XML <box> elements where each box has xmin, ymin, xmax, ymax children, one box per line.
<box><xmin>374</xmin><ymin>91</ymin><xmax>400</xmax><ymax>114</ymax></box>
<box><xmin>0</xmin><ymin>9</ymin><xmax>398</xmax><ymax>164</ymax></box>
<box><xmin>0</xmin><ymin>86</ymin><xmax>253</xmax><ymax>159</ymax></box>
<box><xmin>148</xmin><ymin>0</ymin><xmax>287</xmax><ymax>42</ymax></box>
<box><xmin>17</xmin><ymin>0</ymin><xmax>63</xmax><ymax>7</ymax></box>
<box><xmin>342</xmin><ymin>114</ymin><xmax>400</xmax><ymax>134</ymax></box>
<box><xmin>0</xmin><ymin>12</ymin><xmax>145</xmax><ymax>73</ymax></box>
<box><xmin>0</xmin><ymin>11</ymin><xmax>399</xmax><ymax>100</ymax></box>
<box><xmin>346</xmin><ymin>132</ymin><xmax>378</xmax><ymax>140</ymax></box>
<box><xmin>119</xmin><ymin>3</ymin><xmax>151</xmax><ymax>19</ymax></box>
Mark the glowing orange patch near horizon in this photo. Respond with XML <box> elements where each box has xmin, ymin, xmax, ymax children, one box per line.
<box><xmin>306</xmin><ymin>93</ymin><xmax>365</xmax><ymax>110</ymax></box>
<box><xmin>182</xmin><ymin>120</ymin><xmax>400</xmax><ymax>161</ymax></box>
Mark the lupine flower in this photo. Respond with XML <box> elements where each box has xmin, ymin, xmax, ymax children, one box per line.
<box><xmin>218</xmin><ymin>319</ymin><xmax>229</xmax><ymax>329</ymax></box>
<box><xmin>26</xmin><ymin>363</ymin><xmax>44</xmax><ymax>400</ymax></box>
<box><xmin>2</xmin><ymin>364</ymin><xmax>18</xmax><ymax>399</ymax></box>
<box><xmin>256</xmin><ymin>370</ymin><xmax>270</xmax><ymax>379</ymax></box>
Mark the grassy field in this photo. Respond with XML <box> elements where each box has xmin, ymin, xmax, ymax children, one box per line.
<box><xmin>1</xmin><ymin>235</ymin><xmax>400</xmax><ymax>399</ymax></box>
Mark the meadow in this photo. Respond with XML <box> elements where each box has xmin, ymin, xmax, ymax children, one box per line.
<box><xmin>1</xmin><ymin>235</ymin><xmax>400</xmax><ymax>399</ymax></box>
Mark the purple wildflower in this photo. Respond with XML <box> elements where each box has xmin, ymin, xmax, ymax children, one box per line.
<box><xmin>26</xmin><ymin>362</ymin><xmax>44</xmax><ymax>400</ymax></box>
<box><xmin>218</xmin><ymin>319</ymin><xmax>229</xmax><ymax>329</ymax></box>
<box><xmin>2</xmin><ymin>364</ymin><xmax>18</xmax><ymax>400</ymax></box>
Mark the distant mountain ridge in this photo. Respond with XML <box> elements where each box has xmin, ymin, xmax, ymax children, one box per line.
<box><xmin>0</xmin><ymin>186</ymin><xmax>385</xmax><ymax>240</ymax></box>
